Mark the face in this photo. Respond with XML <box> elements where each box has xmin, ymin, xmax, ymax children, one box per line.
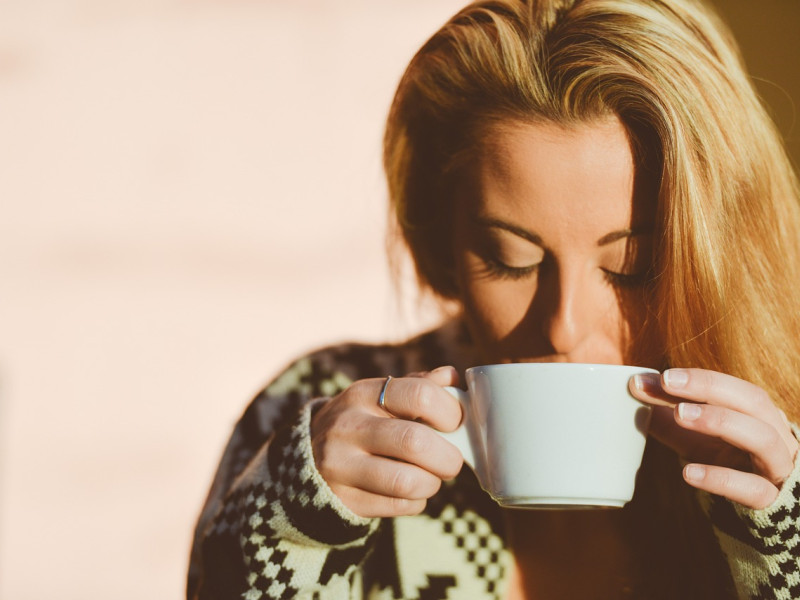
<box><xmin>452</xmin><ymin>117</ymin><xmax>659</xmax><ymax>367</ymax></box>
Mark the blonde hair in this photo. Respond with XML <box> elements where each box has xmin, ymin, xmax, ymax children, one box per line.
<box><xmin>384</xmin><ymin>0</ymin><xmax>800</xmax><ymax>419</ymax></box>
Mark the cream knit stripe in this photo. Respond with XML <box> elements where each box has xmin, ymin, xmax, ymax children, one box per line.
<box><xmin>709</xmin><ymin>424</ymin><xmax>800</xmax><ymax>600</ymax></box>
<box><xmin>294</xmin><ymin>398</ymin><xmax>380</xmax><ymax>536</ymax></box>
<box><xmin>236</xmin><ymin>400</ymin><xmax>382</xmax><ymax>599</ymax></box>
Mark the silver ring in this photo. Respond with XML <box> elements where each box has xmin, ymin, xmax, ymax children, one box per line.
<box><xmin>378</xmin><ymin>376</ymin><xmax>393</xmax><ymax>414</ymax></box>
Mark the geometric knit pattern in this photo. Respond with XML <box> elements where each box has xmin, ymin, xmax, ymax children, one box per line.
<box><xmin>702</xmin><ymin>431</ymin><xmax>800</xmax><ymax>600</ymax></box>
<box><xmin>188</xmin><ymin>322</ymin><xmax>800</xmax><ymax>600</ymax></box>
<box><xmin>438</xmin><ymin>505</ymin><xmax>506</xmax><ymax>596</ymax></box>
<box><xmin>240</xmin><ymin>404</ymin><xmax>376</xmax><ymax>599</ymax></box>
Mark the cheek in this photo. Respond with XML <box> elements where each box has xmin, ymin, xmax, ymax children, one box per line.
<box><xmin>617</xmin><ymin>289</ymin><xmax>664</xmax><ymax>365</ymax></box>
<box><xmin>459</xmin><ymin>267</ymin><xmax>536</xmax><ymax>344</ymax></box>
<box><xmin>587</xmin><ymin>289</ymin><xmax>648</xmax><ymax>356</ymax></box>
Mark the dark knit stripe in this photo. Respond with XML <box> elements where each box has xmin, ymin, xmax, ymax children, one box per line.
<box><xmin>267</xmin><ymin>420</ymin><xmax>372</xmax><ymax>546</ymax></box>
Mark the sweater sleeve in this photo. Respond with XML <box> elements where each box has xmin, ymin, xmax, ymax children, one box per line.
<box><xmin>188</xmin><ymin>357</ymin><xmax>381</xmax><ymax>600</ymax></box>
<box><xmin>702</xmin><ymin>425</ymin><xmax>800</xmax><ymax>600</ymax></box>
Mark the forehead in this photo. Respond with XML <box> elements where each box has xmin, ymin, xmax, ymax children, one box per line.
<box><xmin>472</xmin><ymin>117</ymin><xmax>654</xmax><ymax>234</ymax></box>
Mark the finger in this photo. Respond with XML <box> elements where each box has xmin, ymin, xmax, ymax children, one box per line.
<box><xmin>674</xmin><ymin>403</ymin><xmax>794</xmax><ymax>484</ymax></box>
<box><xmin>632</xmin><ymin>369</ymin><xmax>778</xmax><ymax>416</ymax></box>
<box><xmin>663</xmin><ymin>370</ymin><xmax>795</xmax><ymax>454</ymax></box>
<box><xmin>648</xmin><ymin>405</ymin><xmax>705</xmax><ymax>450</ymax></box>
<box><xmin>336</xmin><ymin>454</ymin><xmax>443</xmax><ymax>501</ymax></box>
<box><xmin>331</xmin><ymin>484</ymin><xmax>427</xmax><ymax>518</ymax></box>
<box><xmin>682</xmin><ymin>463</ymin><xmax>779</xmax><ymax>510</ymax></box>
<box><xmin>366</xmin><ymin>418</ymin><xmax>463</xmax><ymax>480</ymax></box>
<box><xmin>661</xmin><ymin>369</ymin><xmax>771</xmax><ymax>415</ymax></box>
<box><xmin>631</xmin><ymin>369</ymin><xmax>798</xmax><ymax>456</ymax></box>
<box><xmin>374</xmin><ymin>376</ymin><xmax>462</xmax><ymax>432</ymax></box>
<box><xmin>407</xmin><ymin>365</ymin><xmax>460</xmax><ymax>387</ymax></box>
<box><xmin>629</xmin><ymin>373</ymin><xmax>682</xmax><ymax>408</ymax></box>
<box><xmin>646</xmin><ymin>406</ymin><xmax>743</xmax><ymax>470</ymax></box>
<box><xmin>312</xmin><ymin>419</ymin><xmax>446</xmax><ymax>513</ymax></box>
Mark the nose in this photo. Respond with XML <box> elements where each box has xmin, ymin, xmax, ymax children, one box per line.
<box><xmin>539</xmin><ymin>265</ymin><xmax>595</xmax><ymax>356</ymax></box>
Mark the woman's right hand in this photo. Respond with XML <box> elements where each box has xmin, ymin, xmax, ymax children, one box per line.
<box><xmin>310</xmin><ymin>366</ymin><xmax>465</xmax><ymax>518</ymax></box>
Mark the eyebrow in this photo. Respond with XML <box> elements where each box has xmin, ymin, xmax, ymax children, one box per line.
<box><xmin>595</xmin><ymin>227</ymin><xmax>654</xmax><ymax>246</ymax></box>
<box><xmin>476</xmin><ymin>216</ymin><xmax>653</xmax><ymax>247</ymax></box>
<box><xmin>475</xmin><ymin>217</ymin><xmax>544</xmax><ymax>245</ymax></box>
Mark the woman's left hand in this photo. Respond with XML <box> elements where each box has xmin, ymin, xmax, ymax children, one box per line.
<box><xmin>629</xmin><ymin>368</ymin><xmax>799</xmax><ymax>509</ymax></box>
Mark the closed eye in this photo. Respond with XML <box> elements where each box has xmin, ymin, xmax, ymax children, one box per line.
<box><xmin>601</xmin><ymin>268</ymin><xmax>649</xmax><ymax>288</ymax></box>
<box><xmin>483</xmin><ymin>257</ymin><xmax>539</xmax><ymax>281</ymax></box>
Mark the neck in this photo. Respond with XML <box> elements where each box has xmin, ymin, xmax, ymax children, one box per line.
<box><xmin>504</xmin><ymin>507</ymin><xmax>640</xmax><ymax>599</ymax></box>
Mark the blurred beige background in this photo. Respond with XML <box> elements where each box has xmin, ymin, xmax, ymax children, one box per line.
<box><xmin>0</xmin><ymin>1</ymin><xmax>796</xmax><ymax>599</ymax></box>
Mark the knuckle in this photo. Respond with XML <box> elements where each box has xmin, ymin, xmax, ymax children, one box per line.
<box><xmin>770</xmin><ymin>465</ymin><xmax>793</xmax><ymax>488</ymax></box>
<box><xmin>762</xmin><ymin>426</ymin><xmax>782</xmax><ymax>454</ymax></box>
<box><xmin>441</xmin><ymin>457</ymin><xmax>464</xmax><ymax>480</ymax></box>
<box><xmin>329</xmin><ymin>485</ymin><xmax>355</xmax><ymax>509</ymax></box>
<box><xmin>703</xmin><ymin>372</ymin><xmax>723</xmax><ymax>398</ymax></box>
<box><xmin>763</xmin><ymin>451</ymin><xmax>795</xmax><ymax>486</ymax></box>
<box><xmin>705</xmin><ymin>407</ymin><xmax>728</xmax><ymax>431</ymax></box>
<box><xmin>427</xmin><ymin>476</ymin><xmax>444</xmax><ymax>497</ymax></box>
<box><xmin>715</xmin><ymin>469</ymin><xmax>735</xmax><ymax>492</ymax></box>
<box><xmin>342</xmin><ymin>379</ymin><xmax>369</xmax><ymax>400</ymax></box>
<box><xmin>715</xmin><ymin>409</ymin><xmax>741</xmax><ymax>436</ymax></box>
<box><xmin>314</xmin><ymin>450</ymin><xmax>342</xmax><ymax>480</ymax></box>
<box><xmin>751</xmin><ymin>429</ymin><xmax>785</xmax><ymax>474</ymax></box>
<box><xmin>319</xmin><ymin>411</ymin><xmax>359</xmax><ymax>443</ymax></box>
<box><xmin>331</xmin><ymin>381</ymin><xmax>372</xmax><ymax>414</ymax></box>
<box><xmin>388</xmin><ymin>469</ymin><xmax>417</xmax><ymax>498</ymax></box>
<box><xmin>390</xmin><ymin>496</ymin><xmax>425</xmax><ymax>516</ymax></box>
<box><xmin>751</xmin><ymin>387</ymin><xmax>772</xmax><ymax>411</ymax></box>
<box><xmin>753</xmin><ymin>481</ymin><xmax>777</xmax><ymax>509</ymax></box>
<box><xmin>397</xmin><ymin>423</ymin><xmax>430</xmax><ymax>456</ymax></box>
<box><xmin>407</xmin><ymin>378</ymin><xmax>434</xmax><ymax>413</ymax></box>
<box><xmin>790</xmin><ymin>436</ymin><xmax>800</xmax><ymax>458</ymax></box>
<box><xmin>310</xmin><ymin>430</ymin><xmax>332</xmax><ymax>466</ymax></box>
<box><xmin>439</xmin><ymin>445</ymin><xmax>465</xmax><ymax>479</ymax></box>
<box><xmin>441</xmin><ymin>400</ymin><xmax>463</xmax><ymax>431</ymax></box>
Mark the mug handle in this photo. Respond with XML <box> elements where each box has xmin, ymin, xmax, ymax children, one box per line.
<box><xmin>440</xmin><ymin>386</ymin><xmax>476</xmax><ymax>470</ymax></box>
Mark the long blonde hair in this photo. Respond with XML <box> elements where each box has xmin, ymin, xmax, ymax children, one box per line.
<box><xmin>384</xmin><ymin>0</ymin><xmax>800</xmax><ymax>419</ymax></box>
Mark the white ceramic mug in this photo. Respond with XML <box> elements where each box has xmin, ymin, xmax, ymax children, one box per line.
<box><xmin>440</xmin><ymin>363</ymin><xmax>657</xmax><ymax>509</ymax></box>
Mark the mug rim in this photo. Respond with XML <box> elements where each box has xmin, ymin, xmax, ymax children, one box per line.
<box><xmin>465</xmin><ymin>363</ymin><xmax>660</xmax><ymax>375</ymax></box>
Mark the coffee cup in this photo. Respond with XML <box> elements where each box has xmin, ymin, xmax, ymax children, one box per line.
<box><xmin>440</xmin><ymin>363</ymin><xmax>657</xmax><ymax>509</ymax></box>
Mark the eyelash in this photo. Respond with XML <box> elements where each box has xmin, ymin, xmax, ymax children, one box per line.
<box><xmin>483</xmin><ymin>258</ymin><xmax>648</xmax><ymax>288</ymax></box>
<box><xmin>600</xmin><ymin>269</ymin><xmax>649</xmax><ymax>289</ymax></box>
<box><xmin>482</xmin><ymin>257</ymin><xmax>539</xmax><ymax>281</ymax></box>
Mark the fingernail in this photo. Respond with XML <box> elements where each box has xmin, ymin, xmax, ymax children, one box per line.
<box><xmin>631</xmin><ymin>374</ymin><xmax>644</xmax><ymax>391</ymax></box>
<box><xmin>663</xmin><ymin>368</ymin><xmax>688</xmax><ymax>389</ymax></box>
<box><xmin>631</xmin><ymin>372</ymin><xmax>661</xmax><ymax>394</ymax></box>
<box><xmin>684</xmin><ymin>464</ymin><xmax>706</xmax><ymax>482</ymax></box>
<box><xmin>678</xmin><ymin>402</ymin><xmax>702</xmax><ymax>421</ymax></box>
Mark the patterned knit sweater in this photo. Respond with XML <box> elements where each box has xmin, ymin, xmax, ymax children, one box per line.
<box><xmin>187</xmin><ymin>322</ymin><xmax>800</xmax><ymax>600</ymax></box>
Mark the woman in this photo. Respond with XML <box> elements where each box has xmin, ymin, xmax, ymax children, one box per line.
<box><xmin>188</xmin><ymin>0</ymin><xmax>800</xmax><ymax>598</ymax></box>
